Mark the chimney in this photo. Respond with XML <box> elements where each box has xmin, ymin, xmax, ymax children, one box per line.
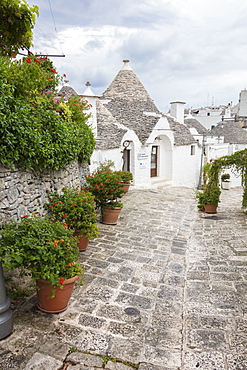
<box><xmin>121</xmin><ymin>59</ymin><xmax>132</xmax><ymax>71</ymax></box>
<box><xmin>170</xmin><ymin>101</ymin><xmax>186</xmax><ymax>124</ymax></box>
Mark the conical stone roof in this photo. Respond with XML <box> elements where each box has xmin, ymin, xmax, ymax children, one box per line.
<box><xmin>166</xmin><ymin>116</ymin><xmax>197</xmax><ymax>146</ymax></box>
<box><xmin>95</xmin><ymin>99</ymin><xmax>127</xmax><ymax>150</ymax></box>
<box><xmin>209</xmin><ymin>121</ymin><xmax>247</xmax><ymax>144</ymax></box>
<box><xmin>184</xmin><ymin>117</ymin><xmax>208</xmax><ymax>135</ymax></box>
<box><xmin>101</xmin><ymin>62</ymin><xmax>161</xmax><ymax>144</ymax></box>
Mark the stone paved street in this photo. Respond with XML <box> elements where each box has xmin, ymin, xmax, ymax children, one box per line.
<box><xmin>1</xmin><ymin>186</ymin><xmax>247</xmax><ymax>369</ymax></box>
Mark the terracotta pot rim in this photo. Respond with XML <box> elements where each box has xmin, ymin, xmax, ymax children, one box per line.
<box><xmin>36</xmin><ymin>275</ymin><xmax>79</xmax><ymax>286</ymax></box>
<box><xmin>103</xmin><ymin>206</ymin><xmax>122</xmax><ymax>210</ymax></box>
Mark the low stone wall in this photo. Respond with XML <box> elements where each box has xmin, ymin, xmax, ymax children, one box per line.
<box><xmin>0</xmin><ymin>162</ymin><xmax>89</xmax><ymax>224</ymax></box>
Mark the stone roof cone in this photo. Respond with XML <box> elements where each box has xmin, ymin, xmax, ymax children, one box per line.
<box><xmin>100</xmin><ymin>60</ymin><xmax>161</xmax><ymax>144</ymax></box>
<box><xmin>102</xmin><ymin>60</ymin><xmax>158</xmax><ymax>104</ymax></box>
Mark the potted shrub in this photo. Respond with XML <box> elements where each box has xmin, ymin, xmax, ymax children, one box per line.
<box><xmin>0</xmin><ymin>215</ymin><xmax>82</xmax><ymax>313</ymax></box>
<box><xmin>197</xmin><ymin>183</ymin><xmax>221</xmax><ymax>213</ymax></box>
<box><xmin>85</xmin><ymin>170</ymin><xmax>125</xmax><ymax>225</ymax></box>
<box><xmin>114</xmin><ymin>170</ymin><xmax>133</xmax><ymax>193</ymax></box>
<box><xmin>221</xmin><ymin>173</ymin><xmax>231</xmax><ymax>190</ymax></box>
<box><xmin>45</xmin><ymin>188</ymin><xmax>98</xmax><ymax>251</ymax></box>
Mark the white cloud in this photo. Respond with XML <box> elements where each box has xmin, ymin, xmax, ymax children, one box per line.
<box><xmin>30</xmin><ymin>0</ymin><xmax>247</xmax><ymax>111</ymax></box>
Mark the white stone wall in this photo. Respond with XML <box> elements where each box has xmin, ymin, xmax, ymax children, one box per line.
<box><xmin>172</xmin><ymin>145</ymin><xmax>201</xmax><ymax>188</ymax></box>
<box><xmin>207</xmin><ymin>142</ymin><xmax>246</xmax><ymax>188</ymax></box>
<box><xmin>0</xmin><ymin>162</ymin><xmax>89</xmax><ymax>224</ymax></box>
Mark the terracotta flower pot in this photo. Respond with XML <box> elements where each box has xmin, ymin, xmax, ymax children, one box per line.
<box><xmin>36</xmin><ymin>275</ymin><xmax>79</xmax><ymax>313</ymax></box>
<box><xmin>121</xmin><ymin>182</ymin><xmax>130</xmax><ymax>194</ymax></box>
<box><xmin>101</xmin><ymin>207</ymin><xmax>122</xmax><ymax>225</ymax></box>
<box><xmin>204</xmin><ymin>204</ymin><xmax>217</xmax><ymax>214</ymax></box>
<box><xmin>73</xmin><ymin>231</ymin><xmax>89</xmax><ymax>251</ymax></box>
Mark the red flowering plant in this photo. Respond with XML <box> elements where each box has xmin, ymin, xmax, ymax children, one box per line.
<box><xmin>85</xmin><ymin>170</ymin><xmax>125</xmax><ymax>212</ymax></box>
<box><xmin>44</xmin><ymin>187</ymin><xmax>98</xmax><ymax>239</ymax></box>
<box><xmin>6</xmin><ymin>54</ymin><xmax>61</xmax><ymax>98</ymax></box>
<box><xmin>0</xmin><ymin>215</ymin><xmax>82</xmax><ymax>288</ymax></box>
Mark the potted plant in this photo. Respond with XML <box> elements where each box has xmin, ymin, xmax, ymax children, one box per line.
<box><xmin>221</xmin><ymin>173</ymin><xmax>231</xmax><ymax>190</ymax></box>
<box><xmin>114</xmin><ymin>170</ymin><xmax>133</xmax><ymax>193</ymax></box>
<box><xmin>0</xmin><ymin>215</ymin><xmax>82</xmax><ymax>313</ymax></box>
<box><xmin>45</xmin><ymin>187</ymin><xmax>98</xmax><ymax>251</ymax></box>
<box><xmin>197</xmin><ymin>183</ymin><xmax>221</xmax><ymax>213</ymax></box>
<box><xmin>85</xmin><ymin>170</ymin><xmax>125</xmax><ymax>225</ymax></box>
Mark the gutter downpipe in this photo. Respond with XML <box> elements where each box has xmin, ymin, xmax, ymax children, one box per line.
<box><xmin>197</xmin><ymin>134</ymin><xmax>206</xmax><ymax>190</ymax></box>
<box><xmin>0</xmin><ymin>235</ymin><xmax>13</xmax><ymax>340</ymax></box>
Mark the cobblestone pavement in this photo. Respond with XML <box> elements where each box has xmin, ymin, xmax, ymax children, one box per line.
<box><xmin>1</xmin><ymin>187</ymin><xmax>247</xmax><ymax>370</ymax></box>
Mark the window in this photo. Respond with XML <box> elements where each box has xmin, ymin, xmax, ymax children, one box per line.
<box><xmin>190</xmin><ymin>145</ymin><xmax>195</xmax><ymax>155</ymax></box>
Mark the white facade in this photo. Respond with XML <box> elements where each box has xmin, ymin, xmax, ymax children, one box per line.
<box><xmin>204</xmin><ymin>138</ymin><xmax>245</xmax><ymax>188</ymax></box>
<box><xmin>238</xmin><ymin>89</ymin><xmax>247</xmax><ymax>117</ymax></box>
<box><xmin>90</xmin><ymin>106</ymin><xmax>202</xmax><ymax>189</ymax></box>
<box><xmin>190</xmin><ymin>107</ymin><xmax>224</xmax><ymax>130</ymax></box>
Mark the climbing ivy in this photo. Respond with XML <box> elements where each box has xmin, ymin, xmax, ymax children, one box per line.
<box><xmin>197</xmin><ymin>148</ymin><xmax>247</xmax><ymax>209</ymax></box>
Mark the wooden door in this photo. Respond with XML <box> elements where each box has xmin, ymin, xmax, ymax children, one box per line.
<box><xmin>151</xmin><ymin>146</ymin><xmax>158</xmax><ymax>177</ymax></box>
<box><xmin>122</xmin><ymin>149</ymin><xmax>130</xmax><ymax>171</ymax></box>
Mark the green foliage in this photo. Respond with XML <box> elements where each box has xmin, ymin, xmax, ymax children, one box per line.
<box><xmin>6</xmin><ymin>55</ymin><xmax>61</xmax><ymax>97</ymax></box>
<box><xmin>0</xmin><ymin>56</ymin><xmax>95</xmax><ymax>170</ymax></box>
<box><xmin>85</xmin><ymin>170</ymin><xmax>125</xmax><ymax>210</ymax></box>
<box><xmin>0</xmin><ymin>0</ymin><xmax>38</xmax><ymax>56</ymax></box>
<box><xmin>114</xmin><ymin>170</ymin><xmax>133</xmax><ymax>183</ymax></box>
<box><xmin>221</xmin><ymin>173</ymin><xmax>230</xmax><ymax>181</ymax></box>
<box><xmin>44</xmin><ymin>188</ymin><xmax>98</xmax><ymax>239</ymax></box>
<box><xmin>93</xmin><ymin>159</ymin><xmax>115</xmax><ymax>174</ymax></box>
<box><xmin>0</xmin><ymin>215</ymin><xmax>82</xmax><ymax>287</ymax></box>
<box><xmin>198</xmin><ymin>148</ymin><xmax>247</xmax><ymax>209</ymax></box>
<box><xmin>197</xmin><ymin>185</ymin><xmax>221</xmax><ymax>208</ymax></box>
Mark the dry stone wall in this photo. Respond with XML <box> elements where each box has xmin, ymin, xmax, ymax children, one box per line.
<box><xmin>0</xmin><ymin>161</ymin><xmax>89</xmax><ymax>224</ymax></box>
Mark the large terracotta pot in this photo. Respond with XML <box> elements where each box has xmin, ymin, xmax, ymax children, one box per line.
<box><xmin>36</xmin><ymin>275</ymin><xmax>79</xmax><ymax>313</ymax></box>
<box><xmin>101</xmin><ymin>207</ymin><xmax>122</xmax><ymax>225</ymax></box>
<box><xmin>204</xmin><ymin>204</ymin><xmax>217</xmax><ymax>214</ymax></box>
<box><xmin>121</xmin><ymin>182</ymin><xmax>130</xmax><ymax>194</ymax></box>
<box><xmin>73</xmin><ymin>231</ymin><xmax>89</xmax><ymax>251</ymax></box>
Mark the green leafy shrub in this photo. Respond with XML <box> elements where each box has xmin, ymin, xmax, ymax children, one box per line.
<box><xmin>0</xmin><ymin>56</ymin><xmax>95</xmax><ymax>170</ymax></box>
<box><xmin>0</xmin><ymin>215</ymin><xmax>82</xmax><ymax>287</ymax></box>
<box><xmin>221</xmin><ymin>173</ymin><xmax>230</xmax><ymax>181</ymax></box>
<box><xmin>114</xmin><ymin>170</ymin><xmax>133</xmax><ymax>183</ymax></box>
<box><xmin>85</xmin><ymin>170</ymin><xmax>125</xmax><ymax>210</ymax></box>
<box><xmin>44</xmin><ymin>188</ymin><xmax>98</xmax><ymax>239</ymax></box>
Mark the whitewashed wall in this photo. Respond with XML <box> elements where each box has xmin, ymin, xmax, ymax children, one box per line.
<box><xmin>207</xmin><ymin>142</ymin><xmax>246</xmax><ymax>188</ymax></box>
<box><xmin>172</xmin><ymin>144</ymin><xmax>201</xmax><ymax>188</ymax></box>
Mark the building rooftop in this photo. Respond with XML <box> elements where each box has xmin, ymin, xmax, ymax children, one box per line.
<box><xmin>208</xmin><ymin>121</ymin><xmax>247</xmax><ymax>144</ymax></box>
<box><xmin>95</xmin><ymin>99</ymin><xmax>127</xmax><ymax>150</ymax></box>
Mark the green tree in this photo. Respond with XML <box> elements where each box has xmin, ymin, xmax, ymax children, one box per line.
<box><xmin>0</xmin><ymin>0</ymin><xmax>39</xmax><ymax>56</ymax></box>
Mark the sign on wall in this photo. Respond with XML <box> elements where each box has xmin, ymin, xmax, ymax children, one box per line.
<box><xmin>137</xmin><ymin>152</ymin><xmax>149</xmax><ymax>160</ymax></box>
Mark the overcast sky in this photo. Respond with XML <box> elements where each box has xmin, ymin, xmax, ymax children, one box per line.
<box><xmin>29</xmin><ymin>0</ymin><xmax>247</xmax><ymax>112</ymax></box>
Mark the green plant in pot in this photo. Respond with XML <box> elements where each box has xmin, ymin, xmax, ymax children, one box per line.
<box><xmin>0</xmin><ymin>215</ymin><xmax>82</xmax><ymax>313</ymax></box>
<box><xmin>221</xmin><ymin>173</ymin><xmax>230</xmax><ymax>181</ymax></box>
<box><xmin>221</xmin><ymin>173</ymin><xmax>231</xmax><ymax>190</ymax></box>
<box><xmin>197</xmin><ymin>160</ymin><xmax>221</xmax><ymax>213</ymax></box>
<box><xmin>85</xmin><ymin>170</ymin><xmax>125</xmax><ymax>225</ymax></box>
<box><xmin>197</xmin><ymin>184</ymin><xmax>221</xmax><ymax>210</ymax></box>
<box><xmin>114</xmin><ymin>170</ymin><xmax>133</xmax><ymax>193</ymax></box>
<box><xmin>45</xmin><ymin>187</ymin><xmax>98</xmax><ymax>251</ymax></box>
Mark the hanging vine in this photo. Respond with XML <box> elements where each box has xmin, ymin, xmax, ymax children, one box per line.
<box><xmin>197</xmin><ymin>148</ymin><xmax>247</xmax><ymax>210</ymax></box>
